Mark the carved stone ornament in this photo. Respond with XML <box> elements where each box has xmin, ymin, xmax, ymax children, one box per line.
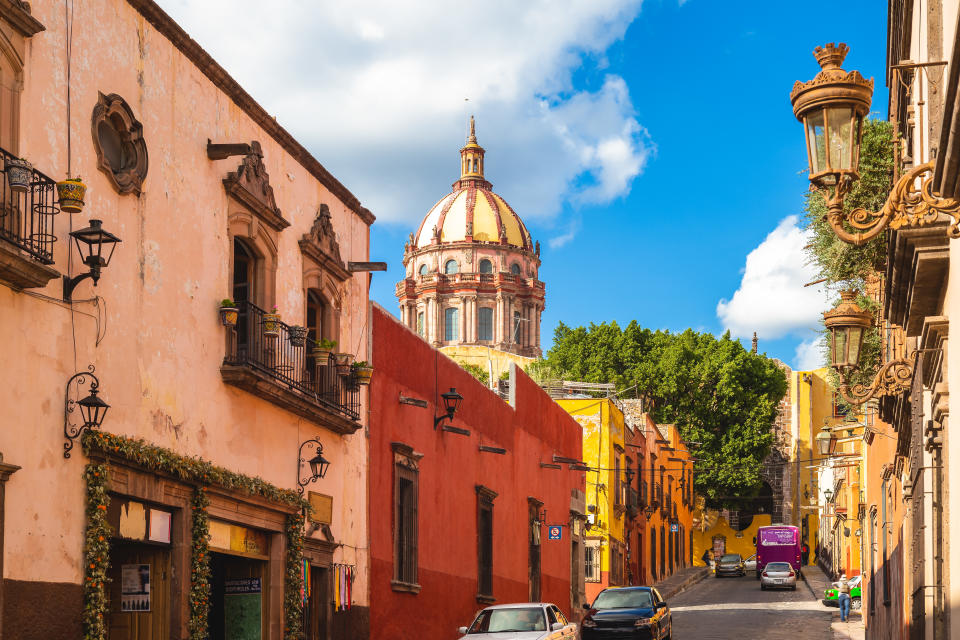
<box><xmin>299</xmin><ymin>204</ymin><xmax>350</xmax><ymax>282</ymax></box>
<box><xmin>91</xmin><ymin>92</ymin><xmax>148</xmax><ymax>195</ymax></box>
<box><xmin>222</xmin><ymin>141</ymin><xmax>290</xmax><ymax>231</ymax></box>
<box><xmin>0</xmin><ymin>0</ymin><xmax>45</xmax><ymax>37</ymax></box>
<box><xmin>465</xmin><ymin>248</ymin><xmax>473</xmax><ymax>263</ymax></box>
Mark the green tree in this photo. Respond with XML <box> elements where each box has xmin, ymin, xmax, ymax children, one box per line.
<box><xmin>455</xmin><ymin>360</ymin><xmax>489</xmax><ymax>386</ymax></box>
<box><xmin>803</xmin><ymin>118</ymin><xmax>893</xmax><ymax>405</ymax></box>
<box><xmin>545</xmin><ymin>322</ymin><xmax>787</xmax><ymax>509</ymax></box>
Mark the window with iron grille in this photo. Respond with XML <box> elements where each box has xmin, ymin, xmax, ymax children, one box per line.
<box><xmin>610</xmin><ymin>542</ymin><xmax>623</xmax><ymax>586</ymax></box>
<box><xmin>528</xmin><ymin>499</ymin><xmax>542</xmax><ymax>602</ymax></box>
<box><xmin>614</xmin><ymin>456</ymin><xmax>622</xmax><ymax>506</ymax></box>
<box><xmin>477</xmin><ymin>486</ymin><xmax>497</xmax><ymax>599</ymax></box>
<box><xmin>585</xmin><ymin>543</ymin><xmax>601</xmax><ymax>582</ymax></box>
<box><xmin>394</xmin><ymin>459</ymin><xmax>419</xmax><ymax>587</ymax></box>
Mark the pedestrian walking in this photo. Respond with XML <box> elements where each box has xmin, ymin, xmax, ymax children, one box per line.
<box><xmin>701</xmin><ymin>548</ymin><xmax>713</xmax><ymax>568</ymax></box>
<box><xmin>834</xmin><ymin>573</ymin><xmax>852</xmax><ymax>622</ymax></box>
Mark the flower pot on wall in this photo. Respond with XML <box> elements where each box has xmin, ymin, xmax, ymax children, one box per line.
<box><xmin>219</xmin><ymin>306</ymin><xmax>239</xmax><ymax>327</ymax></box>
<box><xmin>353</xmin><ymin>366</ymin><xmax>373</xmax><ymax>385</ymax></box>
<box><xmin>56</xmin><ymin>178</ymin><xmax>87</xmax><ymax>213</ymax></box>
<box><xmin>263</xmin><ymin>313</ymin><xmax>281</xmax><ymax>338</ymax></box>
<box><xmin>288</xmin><ymin>325</ymin><xmax>308</xmax><ymax>347</ymax></box>
<box><xmin>6</xmin><ymin>158</ymin><xmax>32</xmax><ymax>192</ymax></box>
<box><xmin>334</xmin><ymin>352</ymin><xmax>354</xmax><ymax>376</ymax></box>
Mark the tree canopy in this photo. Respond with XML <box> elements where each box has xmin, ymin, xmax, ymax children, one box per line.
<box><xmin>543</xmin><ymin>322</ymin><xmax>787</xmax><ymax>509</ymax></box>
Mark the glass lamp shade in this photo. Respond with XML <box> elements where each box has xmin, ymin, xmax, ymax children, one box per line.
<box><xmin>824</xmin><ymin>488</ymin><xmax>834</xmax><ymax>502</ymax></box>
<box><xmin>70</xmin><ymin>219</ymin><xmax>122</xmax><ymax>270</ymax></box>
<box><xmin>77</xmin><ymin>386</ymin><xmax>110</xmax><ymax>429</ymax></box>
<box><xmin>823</xmin><ymin>291</ymin><xmax>872</xmax><ymax>372</ymax></box>
<box><xmin>816</xmin><ymin>426</ymin><xmax>834</xmax><ymax>456</ymax></box>
<box><xmin>308</xmin><ymin>451</ymin><xmax>330</xmax><ymax>479</ymax></box>
<box><xmin>441</xmin><ymin>387</ymin><xmax>463</xmax><ymax>417</ymax></box>
<box><xmin>791</xmin><ymin>43</ymin><xmax>873</xmax><ymax>189</ymax></box>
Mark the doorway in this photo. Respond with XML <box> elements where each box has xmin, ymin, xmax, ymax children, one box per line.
<box><xmin>209</xmin><ymin>552</ymin><xmax>266</xmax><ymax>640</ymax></box>
<box><xmin>304</xmin><ymin>565</ymin><xmax>330</xmax><ymax>640</ymax></box>
<box><xmin>107</xmin><ymin>542</ymin><xmax>171</xmax><ymax>640</ymax></box>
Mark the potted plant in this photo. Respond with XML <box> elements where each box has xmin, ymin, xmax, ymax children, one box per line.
<box><xmin>288</xmin><ymin>325</ymin><xmax>308</xmax><ymax>347</ymax></box>
<box><xmin>352</xmin><ymin>361</ymin><xmax>373</xmax><ymax>385</ymax></box>
<box><xmin>312</xmin><ymin>339</ymin><xmax>337</xmax><ymax>364</ymax></box>
<box><xmin>218</xmin><ymin>298</ymin><xmax>239</xmax><ymax>327</ymax></box>
<box><xmin>6</xmin><ymin>157</ymin><xmax>32</xmax><ymax>193</ymax></box>
<box><xmin>334</xmin><ymin>352</ymin><xmax>354</xmax><ymax>376</ymax></box>
<box><xmin>263</xmin><ymin>305</ymin><xmax>281</xmax><ymax>338</ymax></box>
<box><xmin>56</xmin><ymin>176</ymin><xmax>87</xmax><ymax>213</ymax></box>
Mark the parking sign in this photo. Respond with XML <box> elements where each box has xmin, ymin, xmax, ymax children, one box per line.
<box><xmin>548</xmin><ymin>525</ymin><xmax>562</xmax><ymax>540</ymax></box>
<box><xmin>670</xmin><ymin>523</ymin><xmax>679</xmax><ymax>533</ymax></box>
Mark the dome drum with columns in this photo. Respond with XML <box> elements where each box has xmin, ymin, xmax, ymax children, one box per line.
<box><xmin>396</xmin><ymin>118</ymin><xmax>546</xmax><ymax>364</ymax></box>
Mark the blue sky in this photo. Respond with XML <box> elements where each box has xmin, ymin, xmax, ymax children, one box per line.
<box><xmin>161</xmin><ymin>0</ymin><xmax>889</xmax><ymax>370</ymax></box>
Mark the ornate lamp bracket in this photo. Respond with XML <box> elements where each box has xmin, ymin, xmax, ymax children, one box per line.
<box><xmin>64</xmin><ymin>365</ymin><xmax>102</xmax><ymax>458</ymax></box>
<box><xmin>297</xmin><ymin>438</ymin><xmax>329</xmax><ymax>496</ymax></box>
<box><xmin>824</xmin><ymin>162</ymin><xmax>960</xmax><ymax>246</ymax></box>
<box><xmin>836</xmin><ymin>354</ymin><xmax>916</xmax><ymax>405</ymax></box>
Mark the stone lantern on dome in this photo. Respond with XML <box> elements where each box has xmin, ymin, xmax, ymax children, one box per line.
<box><xmin>396</xmin><ymin>117</ymin><xmax>546</xmax><ymax>376</ymax></box>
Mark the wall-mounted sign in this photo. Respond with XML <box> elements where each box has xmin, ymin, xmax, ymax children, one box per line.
<box><xmin>548</xmin><ymin>525</ymin><xmax>562</xmax><ymax>540</ymax></box>
<box><xmin>308</xmin><ymin>492</ymin><xmax>333</xmax><ymax>525</ymax></box>
<box><xmin>209</xmin><ymin>520</ymin><xmax>268</xmax><ymax>557</ymax></box>
<box><xmin>670</xmin><ymin>523</ymin><xmax>679</xmax><ymax>533</ymax></box>
<box><xmin>120</xmin><ymin>564</ymin><xmax>150</xmax><ymax>612</ymax></box>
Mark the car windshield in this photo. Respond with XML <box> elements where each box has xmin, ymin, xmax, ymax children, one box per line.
<box><xmin>720</xmin><ymin>554</ymin><xmax>740</xmax><ymax>563</ymax></box>
<box><xmin>468</xmin><ymin>607</ymin><xmax>546</xmax><ymax>633</ymax></box>
<box><xmin>850</xmin><ymin>576</ymin><xmax>862</xmax><ymax>587</ymax></box>
<box><xmin>766</xmin><ymin>562</ymin><xmax>792</xmax><ymax>571</ymax></box>
<box><xmin>592</xmin><ymin>589</ymin><xmax>654</xmax><ymax>610</ymax></box>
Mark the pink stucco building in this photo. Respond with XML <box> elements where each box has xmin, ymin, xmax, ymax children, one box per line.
<box><xmin>0</xmin><ymin>1</ymin><xmax>373</xmax><ymax>638</ymax></box>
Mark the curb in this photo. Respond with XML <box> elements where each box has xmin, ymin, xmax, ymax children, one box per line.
<box><xmin>659</xmin><ymin>567</ymin><xmax>710</xmax><ymax>600</ymax></box>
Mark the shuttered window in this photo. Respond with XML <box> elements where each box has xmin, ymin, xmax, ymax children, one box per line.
<box><xmin>477</xmin><ymin>486</ymin><xmax>497</xmax><ymax>599</ymax></box>
<box><xmin>394</xmin><ymin>465</ymin><xmax>419</xmax><ymax>585</ymax></box>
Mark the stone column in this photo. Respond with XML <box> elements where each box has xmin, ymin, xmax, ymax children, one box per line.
<box><xmin>495</xmin><ymin>294</ymin><xmax>504</xmax><ymax>343</ymax></box>
<box><xmin>459</xmin><ymin>298</ymin><xmax>466</xmax><ymax>343</ymax></box>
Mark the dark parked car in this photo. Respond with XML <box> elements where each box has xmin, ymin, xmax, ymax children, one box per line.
<box><xmin>715</xmin><ymin>553</ymin><xmax>746</xmax><ymax>577</ymax></box>
<box><xmin>581</xmin><ymin>586</ymin><xmax>672</xmax><ymax>640</ymax></box>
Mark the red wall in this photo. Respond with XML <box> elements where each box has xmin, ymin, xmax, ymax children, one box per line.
<box><xmin>368</xmin><ymin>305</ymin><xmax>584</xmax><ymax>639</ymax></box>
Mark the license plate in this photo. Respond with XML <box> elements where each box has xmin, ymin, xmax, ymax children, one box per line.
<box><xmin>774</xmin><ymin>579</ymin><xmax>784</xmax><ymax>583</ymax></box>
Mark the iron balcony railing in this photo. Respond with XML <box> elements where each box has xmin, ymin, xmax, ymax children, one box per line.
<box><xmin>224</xmin><ymin>300</ymin><xmax>360</xmax><ymax>421</ymax></box>
<box><xmin>0</xmin><ymin>147</ymin><xmax>58</xmax><ymax>264</ymax></box>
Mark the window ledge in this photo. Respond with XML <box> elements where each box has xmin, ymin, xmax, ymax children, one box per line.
<box><xmin>476</xmin><ymin>593</ymin><xmax>496</xmax><ymax>604</ymax></box>
<box><xmin>390</xmin><ymin>580</ymin><xmax>421</xmax><ymax>594</ymax></box>
<box><xmin>0</xmin><ymin>240</ymin><xmax>59</xmax><ymax>290</ymax></box>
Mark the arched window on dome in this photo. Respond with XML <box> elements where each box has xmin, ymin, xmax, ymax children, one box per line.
<box><xmin>419</xmin><ymin>264</ymin><xmax>428</xmax><ymax>277</ymax></box>
<box><xmin>479</xmin><ymin>259</ymin><xmax>493</xmax><ymax>274</ymax></box>
<box><xmin>510</xmin><ymin>263</ymin><xmax>522</xmax><ymax>275</ymax></box>
<box><xmin>445</xmin><ymin>260</ymin><xmax>459</xmax><ymax>275</ymax></box>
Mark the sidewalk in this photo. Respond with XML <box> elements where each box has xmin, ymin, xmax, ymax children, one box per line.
<box><xmin>802</xmin><ymin>565</ymin><xmax>864</xmax><ymax>640</ymax></box>
<box><xmin>653</xmin><ymin>566</ymin><xmax>710</xmax><ymax>600</ymax></box>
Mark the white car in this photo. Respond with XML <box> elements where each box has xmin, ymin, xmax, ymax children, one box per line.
<box><xmin>457</xmin><ymin>602</ymin><xmax>578</xmax><ymax>639</ymax></box>
<box><xmin>744</xmin><ymin>553</ymin><xmax>757</xmax><ymax>572</ymax></box>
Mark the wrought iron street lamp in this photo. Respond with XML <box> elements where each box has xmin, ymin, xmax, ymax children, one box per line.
<box><xmin>823</xmin><ymin>488</ymin><xmax>834</xmax><ymax>503</ymax></box>
<box><xmin>822</xmin><ymin>290</ymin><xmax>914</xmax><ymax>405</ymax></box>
<box><xmin>434</xmin><ymin>387</ymin><xmax>463</xmax><ymax>429</ymax></box>
<box><xmin>297</xmin><ymin>438</ymin><xmax>330</xmax><ymax>495</ymax></box>
<box><xmin>64</xmin><ymin>365</ymin><xmax>110</xmax><ymax>458</ymax></box>
<box><xmin>791</xmin><ymin>43</ymin><xmax>960</xmax><ymax>245</ymax></box>
<box><xmin>63</xmin><ymin>219</ymin><xmax>122</xmax><ymax>301</ymax></box>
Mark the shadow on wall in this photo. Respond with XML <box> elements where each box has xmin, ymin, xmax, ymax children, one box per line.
<box><xmin>691</xmin><ymin>514</ymin><xmax>773</xmax><ymax>567</ymax></box>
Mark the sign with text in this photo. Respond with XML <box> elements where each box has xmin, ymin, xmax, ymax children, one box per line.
<box><xmin>547</xmin><ymin>525</ymin><xmax>562</xmax><ymax>540</ymax></box>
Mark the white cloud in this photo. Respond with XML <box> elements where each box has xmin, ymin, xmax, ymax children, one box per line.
<box><xmin>793</xmin><ymin>335</ymin><xmax>825</xmax><ymax>371</ymax></box>
<box><xmin>717</xmin><ymin>215</ymin><xmax>831</xmax><ymax>340</ymax></box>
<box><xmin>157</xmin><ymin>0</ymin><xmax>650</xmax><ymax>227</ymax></box>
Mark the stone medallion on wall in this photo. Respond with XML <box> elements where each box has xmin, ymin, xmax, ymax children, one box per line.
<box><xmin>91</xmin><ymin>92</ymin><xmax>148</xmax><ymax>195</ymax></box>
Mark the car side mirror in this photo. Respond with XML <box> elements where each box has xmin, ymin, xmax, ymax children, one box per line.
<box><xmin>457</xmin><ymin>626</ymin><xmax>468</xmax><ymax>635</ymax></box>
<box><xmin>656</xmin><ymin>601</ymin><xmax>667</xmax><ymax>609</ymax></box>
<box><xmin>551</xmin><ymin>622</ymin><xmax>564</xmax><ymax>631</ymax></box>
<box><xmin>752</xmin><ymin>537</ymin><xmax>757</xmax><ymax>545</ymax></box>
<box><xmin>582</xmin><ymin>603</ymin><xmax>591</xmax><ymax>610</ymax></box>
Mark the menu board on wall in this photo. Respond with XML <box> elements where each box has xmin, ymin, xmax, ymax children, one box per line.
<box><xmin>224</xmin><ymin>578</ymin><xmax>261</xmax><ymax>640</ymax></box>
<box><xmin>120</xmin><ymin>564</ymin><xmax>150</xmax><ymax>612</ymax></box>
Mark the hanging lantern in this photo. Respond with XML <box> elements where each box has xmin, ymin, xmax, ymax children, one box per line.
<box><xmin>823</xmin><ymin>290</ymin><xmax>872</xmax><ymax>373</ymax></box>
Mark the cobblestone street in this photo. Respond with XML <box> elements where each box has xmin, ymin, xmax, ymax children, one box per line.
<box><xmin>668</xmin><ymin>572</ymin><xmax>845</xmax><ymax>639</ymax></box>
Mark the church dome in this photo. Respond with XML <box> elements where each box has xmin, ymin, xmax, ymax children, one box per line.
<box><xmin>412</xmin><ymin>118</ymin><xmax>533</xmax><ymax>251</ymax></box>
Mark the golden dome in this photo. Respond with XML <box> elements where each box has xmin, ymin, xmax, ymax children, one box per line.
<box><xmin>412</xmin><ymin>117</ymin><xmax>533</xmax><ymax>251</ymax></box>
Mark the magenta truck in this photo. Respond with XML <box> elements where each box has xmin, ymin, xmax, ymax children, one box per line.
<box><xmin>754</xmin><ymin>525</ymin><xmax>802</xmax><ymax>579</ymax></box>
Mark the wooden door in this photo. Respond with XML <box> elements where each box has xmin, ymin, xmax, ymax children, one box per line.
<box><xmin>107</xmin><ymin>544</ymin><xmax>170</xmax><ymax>640</ymax></box>
<box><xmin>305</xmin><ymin>566</ymin><xmax>328</xmax><ymax>640</ymax></box>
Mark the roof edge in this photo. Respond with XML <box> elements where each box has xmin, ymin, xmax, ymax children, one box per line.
<box><xmin>126</xmin><ymin>0</ymin><xmax>375</xmax><ymax>226</ymax></box>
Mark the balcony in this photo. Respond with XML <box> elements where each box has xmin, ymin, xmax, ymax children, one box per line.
<box><xmin>0</xmin><ymin>148</ymin><xmax>60</xmax><ymax>289</ymax></box>
<box><xmin>221</xmin><ymin>300</ymin><xmax>361</xmax><ymax>434</ymax></box>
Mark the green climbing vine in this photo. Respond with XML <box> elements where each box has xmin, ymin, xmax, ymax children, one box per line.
<box><xmin>188</xmin><ymin>487</ymin><xmax>211</xmax><ymax>640</ymax></box>
<box><xmin>284</xmin><ymin>512</ymin><xmax>306</xmax><ymax>640</ymax></box>
<box><xmin>82</xmin><ymin>463</ymin><xmax>111</xmax><ymax>640</ymax></box>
